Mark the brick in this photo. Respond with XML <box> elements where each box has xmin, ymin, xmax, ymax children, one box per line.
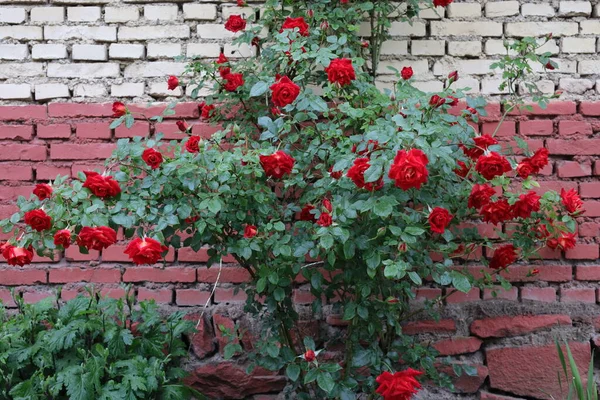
<box><xmin>487</xmin><ymin>343</ymin><xmax>590</xmax><ymax>398</ymax></box>
<box><xmin>561</xmin><ymin>37</ymin><xmax>595</xmax><ymax>54</ymax></box>
<box><xmin>48</xmin><ymin>103</ymin><xmax>112</xmax><ymax>118</ymax></box>
<box><xmin>433</xmin><ymin>337</ymin><xmax>482</xmax><ymax>356</ymax></box>
<box><xmin>148</xmin><ymin>81</ymin><xmax>183</xmax><ymax>97</ymax></box>
<box><xmin>108</xmin><ymin>44</ymin><xmax>145</xmax><ymax>60</ymax></box>
<box><xmin>114</xmin><ymin>121</ymin><xmax>150</xmax><ymax>138</ymax></box>
<box><xmin>184</xmin><ymin>314</ymin><xmax>215</xmax><ymax>358</ymax></box>
<box><xmin>402</xmin><ymin>319</ymin><xmax>456</xmax><ymax>335</ymax></box>
<box><xmin>521</xmin><ymin>287</ymin><xmax>556</xmax><ymax>302</ymax></box>
<box><xmin>182</xmin><ymin>4</ymin><xmax>217</xmax><ymax>20</ymax></box>
<box><xmin>0</xmin><ymin>289</ymin><xmax>16</xmax><ymax>308</ymax></box>
<box><xmin>36</xmin><ymin>165</ymin><xmax>70</xmax><ymax>180</ymax></box>
<box><xmin>37</xmin><ymin>124</ymin><xmax>71</xmax><ymax>139</ymax></box>
<box><xmin>430</xmin><ymin>21</ymin><xmax>503</xmax><ymax>37</ymax></box>
<box><xmin>197</xmin><ymin>267</ymin><xmax>251</xmax><ymax>283</ymax></box>
<box><xmin>49</xmin><ymin>267</ymin><xmax>121</xmax><ymax>283</ymax></box>
<box><xmin>0</xmin><ymin>144</ymin><xmax>46</xmax><ymax>161</ymax></box>
<box><xmin>50</xmin><ymin>144</ymin><xmax>115</xmax><ymax>160</ymax></box>
<box><xmin>34</xmin><ymin>84</ymin><xmax>70</xmax><ymax>101</ymax></box>
<box><xmin>67</xmin><ymin>6</ymin><xmax>100</xmax><ymax>21</ymax></box>
<box><xmin>579</xmin><ymin>61</ymin><xmax>600</xmax><ymax>75</ymax></box>
<box><xmin>128</xmin><ymin>102</ymin><xmax>199</xmax><ymax>119</ymax></box>
<box><xmin>0</xmin><ymin>165</ymin><xmax>32</xmax><ymax>181</ymax></box>
<box><xmin>223</xmin><ymin>43</ymin><xmax>256</xmax><ymax>59</ymax></box>
<box><xmin>580</xmin><ymin>20</ymin><xmax>600</xmax><ymax>35</ymax></box>
<box><xmin>388</xmin><ymin>21</ymin><xmax>426</xmax><ymax>37</ymax></box>
<box><xmin>559</xmin><ymin>78</ymin><xmax>595</xmax><ymax>94</ymax></box>
<box><xmin>471</xmin><ymin>315</ymin><xmax>571</xmax><ymax>338</ymax></box>
<box><xmin>558</xmin><ymin>120</ymin><xmax>592</xmax><ymax>136</ymax></box>
<box><xmin>147</xmin><ymin>43</ymin><xmax>182</xmax><ymax>59</ymax></box>
<box><xmin>414</xmin><ymin>288</ymin><xmax>442</xmax><ymax>301</ymax></box>
<box><xmin>566</xmin><ymin>243</ymin><xmax>599</xmax><ymax>260</ymax></box>
<box><xmin>418</xmin><ymin>6</ymin><xmax>445</xmax><ymax>19</ymax></box>
<box><xmin>123</xmin><ymin>267</ymin><xmax>196</xmax><ymax>283</ymax></box>
<box><xmin>579</xmin><ymin>223</ymin><xmax>599</xmax><ymax>237</ymax></box>
<box><xmin>505</xmin><ymin>22</ymin><xmax>578</xmax><ymax>37</ymax></box>
<box><xmin>100</xmin><ymin>287</ymin><xmax>127</xmax><ymax>299</ymax></box>
<box><xmin>23</xmin><ymin>292</ymin><xmax>53</xmax><ymax>304</ymax></box>
<box><xmin>575</xmin><ymin>266</ymin><xmax>600</xmax><ymax>281</ymax></box>
<box><xmin>0</xmin><ymin>84</ymin><xmax>30</xmax><ymax>100</ymax></box>
<box><xmin>518</xmin><ymin>120</ymin><xmax>553</xmax><ymax>136</ymax></box>
<box><xmin>65</xmin><ymin>246</ymin><xmax>99</xmax><ymax>261</ymax></box>
<box><xmin>72</xmin><ymin>44</ymin><xmax>107</xmax><ymax>61</ymax></box>
<box><xmin>124</xmin><ymin>62</ymin><xmax>187</xmax><ymax>78</ymax></box>
<box><xmin>176</xmin><ymin>289</ymin><xmax>211</xmax><ymax>306</ymax></box>
<box><xmin>214</xmin><ymin>287</ymin><xmax>247</xmax><ymax>304</ymax></box>
<box><xmin>31</xmin><ymin>6</ymin><xmax>64</xmax><ymax>22</ymax></box>
<box><xmin>446</xmin><ymin>288</ymin><xmax>480</xmax><ymax>303</ymax></box>
<box><xmin>411</xmin><ymin>40</ymin><xmax>445</xmax><ymax>56</ymax></box>
<box><xmin>447</xmin><ymin>41</ymin><xmax>480</xmax><ymax>57</ymax></box>
<box><xmin>447</xmin><ymin>2</ymin><xmax>481</xmax><ymax>18</ymax></box>
<box><xmin>483</xmin><ymin>287</ymin><xmax>518</xmax><ymax>301</ymax></box>
<box><xmin>47</xmin><ymin>63</ymin><xmax>120</xmax><ymax>78</ymax></box>
<box><xmin>32</xmin><ymin>44</ymin><xmax>67</xmax><ymax>60</ymax></box>
<box><xmin>558</xmin><ymin>1</ymin><xmax>592</xmax><ymax>16</ymax></box>
<box><xmin>519</xmin><ymin>80</ymin><xmax>555</xmax><ymax>96</ymax></box>
<box><xmin>186</xmin><ymin>43</ymin><xmax>221</xmax><ymax>58</ymax></box>
<box><xmin>485</xmin><ymin>1</ymin><xmax>519</xmax><ymax>17</ymax></box>
<box><xmin>0</xmin><ymin>125</ymin><xmax>32</xmax><ymax>141</ymax></box>
<box><xmin>137</xmin><ymin>287</ymin><xmax>172</xmax><ymax>303</ymax></box>
<box><xmin>0</xmin><ymin>44</ymin><xmax>28</xmax><ymax>60</ymax></box>
<box><xmin>557</xmin><ymin>161</ymin><xmax>592</xmax><ymax>178</ymax></box>
<box><xmin>0</xmin><ymin>185</ymin><xmax>34</xmax><ymax>201</ymax></box>
<box><xmin>221</xmin><ymin>6</ymin><xmax>254</xmax><ymax>19</ymax></box>
<box><xmin>522</xmin><ymin>3</ymin><xmax>555</xmax><ymax>16</ymax></box>
<box><xmin>144</xmin><ymin>5</ymin><xmax>178</xmax><ymax>20</ymax></box>
<box><xmin>0</xmin><ymin>269</ymin><xmax>46</xmax><ymax>285</ymax></box>
<box><xmin>580</xmin><ymin>182</ymin><xmax>600</xmax><ymax>198</ymax></box>
<box><xmin>44</xmin><ymin>26</ymin><xmax>116</xmax><ymax>41</ymax></box>
<box><xmin>111</xmin><ymin>83</ymin><xmax>145</xmax><ymax>97</ymax></box>
<box><xmin>0</xmin><ymin>26</ymin><xmax>43</xmax><ymax>40</ymax></box>
<box><xmin>0</xmin><ymin>63</ymin><xmax>43</xmax><ymax>79</ymax></box>
<box><xmin>0</xmin><ymin>8</ymin><xmax>26</xmax><ymax>24</ymax></box>
<box><xmin>509</xmin><ymin>101</ymin><xmax>576</xmax><ymax>116</ymax></box>
<box><xmin>118</xmin><ymin>25</ymin><xmax>189</xmax><ymax>40</ymax></box>
<box><xmin>380</xmin><ymin>40</ymin><xmax>408</xmax><ymax>55</ymax></box>
<box><xmin>75</xmin><ymin>122</ymin><xmax>111</xmax><ymax>139</ymax></box>
<box><xmin>548</xmin><ymin>139</ymin><xmax>600</xmax><ymax>156</ymax></box>
<box><xmin>580</xmin><ymin>101</ymin><xmax>600</xmax><ymax>116</ymax></box>
<box><xmin>561</xmin><ymin>287</ymin><xmax>596</xmax><ymax>303</ymax></box>
<box><xmin>105</xmin><ymin>6</ymin><xmax>139</xmax><ymax>22</ymax></box>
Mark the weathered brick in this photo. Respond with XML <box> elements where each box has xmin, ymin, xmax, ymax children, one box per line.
<box><xmin>0</xmin><ymin>269</ymin><xmax>46</xmax><ymax>285</ymax></box>
<box><xmin>31</xmin><ymin>7</ymin><xmax>65</xmax><ymax>23</ymax></box>
<box><xmin>557</xmin><ymin>161</ymin><xmax>592</xmax><ymax>178</ymax></box>
<box><xmin>521</xmin><ymin>287</ymin><xmax>556</xmax><ymax>302</ymax></box>
<box><xmin>176</xmin><ymin>289</ymin><xmax>211</xmax><ymax>306</ymax></box>
<box><xmin>558</xmin><ymin>78</ymin><xmax>594</xmax><ymax>94</ymax></box>
<box><xmin>214</xmin><ymin>287</ymin><xmax>247</xmax><ymax>304</ymax></box>
<box><xmin>32</xmin><ymin>44</ymin><xmax>67</xmax><ymax>60</ymax></box>
<box><xmin>547</xmin><ymin>139</ymin><xmax>600</xmax><ymax>155</ymax></box>
<box><xmin>105</xmin><ymin>7</ymin><xmax>139</xmax><ymax>22</ymax></box>
<box><xmin>67</xmin><ymin>6</ymin><xmax>100</xmax><ymax>21</ymax></box>
<box><xmin>0</xmin><ymin>144</ymin><xmax>46</xmax><ymax>160</ymax></box>
<box><xmin>75</xmin><ymin>122</ymin><xmax>111</xmax><ymax>139</ymax></box>
<box><xmin>44</xmin><ymin>26</ymin><xmax>116</xmax><ymax>41</ymax></box>
<box><xmin>0</xmin><ymin>63</ymin><xmax>44</xmax><ymax>79</ymax></box>
<box><xmin>447</xmin><ymin>2</ymin><xmax>481</xmax><ymax>18</ymax></box>
<box><xmin>485</xmin><ymin>1</ymin><xmax>519</xmax><ymax>17</ymax></box>
<box><xmin>0</xmin><ymin>44</ymin><xmax>28</xmax><ymax>60</ymax></box>
<box><xmin>558</xmin><ymin>1</ymin><xmax>592</xmax><ymax>16</ymax></box>
<box><xmin>505</xmin><ymin>22</ymin><xmax>578</xmax><ymax>37</ymax></box>
<box><xmin>561</xmin><ymin>287</ymin><xmax>597</xmax><ymax>303</ymax></box>
<box><xmin>37</xmin><ymin>124</ymin><xmax>71</xmax><ymax>139</ymax></box>
<box><xmin>431</xmin><ymin>21</ymin><xmax>503</xmax><ymax>37</ymax></box>
<box><xmin>433</xmin><ymin>337</ymin><xmax>483</xmax><ymax>356</ymax></box>
<box><xmin>50</xmin><ymin>143</ymin><xmax>115</xmax><ymax>160</ymax></box>
<box><xmin>182</xmin><ymin>3</ymin><xmax>217</xmax><ymax>20</ymax></box>
<box><xmin>402</xmin><ymin>319</ymin><xmax>456</xmax><ymax>335</ymax></box>
<box><xmin>49</xmin><ymin>267</ymin><xmax>121</xmax><ymax>283</ymax></box>
<box><xmin>34</xmin><ymin>84</ymin><xmax>70</xmax><ymax>101</ymax></box>
<box><xmin>119</xmin><ymin>25</ymin><xmax>189</xmax><ymax>40</ymax></box>
<box><xmin>575</xmin><ymin>266</ymin><xmax>600</xmax><ymax>281</ymax></box>
<box><xmin>144</xmin><ymin>5</ymin><xmax>178</xmax><ymax>20</ymax></box>
<box><xmin>0</xmin><ymin>26</ymin><xmax>43</xmax><ymax>40</ymax></box>
<box><xmin>137</xmin><ymin>287</ymin><xmax>172</xmax><ymax>303</ymax></box>
<box><xmin>471</xmin><ymin>315</ymin><xmax>571</xmax><ymax>338</ymax></box>
<box><xmin>522</xmin><ymin>3</ymin><xmax>555</xmax><ymax>16</ymax></box>
<box><xmin>123</xmin><ymin>267</ymin><xmax>196</xmax><ymax>283</ymax></box>
<box><xmin>0</xmin><ymin>165</ymin><xmax>32</xmax><ymax>181</ymax></box>
<box><xmin>0</xmin><ymin>125</ymin><xmax>33</xmax><ymax>140</ymax></box>
<box><xmin>47</xmin><ymin>63</ymin><xmax>119</xmax><ymax>78</ymax></box>
<box><xmin>72</xmin><ymin>44</ymin><xmax>107</xmax><ymax>61</ymax></box>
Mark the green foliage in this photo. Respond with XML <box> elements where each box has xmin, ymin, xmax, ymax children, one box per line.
<box><xmin>552</xmin><ymin>341</ymin><xmax>598</xmax><ymax>400</ymax></box>
<box><xmin>0</xmin><ymin>293</ymin><xmax>202</xmax><ymax>400</ymax></box>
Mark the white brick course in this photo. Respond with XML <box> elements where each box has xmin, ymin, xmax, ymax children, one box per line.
<box><xmin>35</xmin><ymin>84</ymin><xmax>70</xmax><ymax>101</ymax></box>
<box><xmin>147</xmin><ymin>43</ymin><xmax>182</xmax><ymax>58</ymax></box>
<box><xmin>44</xmin><ymin>26</ymin><xmax>116</xmax><ymax>41</ymax></box>
<box><xmin>31</xmin><ymin>7</ymin><xmax>64</xmax><ymax>23</ymax></box>
<box><xmin>0</xmin><ymin>84</ymin><xmax>31</xmax><ymax>100</ymax></box>
<box><xmin>558</xmin><ymin>1</ymin><xmax>592</xmax><ymax>16</ymax></box>
<box><xmin>109</xmin><ymin>44</ymin><xmax>145</xmax><ymax>60</ymax></box>
<box><xmin>0</xmin><ymin>63</ymin><xmax>44</xmax><ymax>79</ymax></box>
<box><xmin>0</xmin><ymin>8</ymin><xmax>26</xmax><ymax>23</ymax></box>
<box><xmin>485</xmin><ymin>1</ymin><xmax>519</xmax><ymax>17</ymax></box>
<box><xmin>123</xmin><ymin>62</ymin><xmax>187</xmax><ymax>78</ymax></box>
<box><xmin>0</xmin><ymin>26</ymin><xmax>43</xmax><ymax>40</ymax></box>
<box><xmin>111</xmin><ymin>82</ymin><xmax>145</xmax><ymax>97</ymax></box>
<box><xmin>105</xmin><ymin>7</ymin><xmax>139</xmax><ymax>22</ymax></box>
<box><xmin>447</xmin><ymin>3</ymin><xmax>481</xmax><ymax>18</ymax></box>
<box><xmin>72</xmin><ymin>44</ymin><xmax>108</xmax><ymax>61</ymax></box>
<box><xmin>521</xmin><ymin>3</ymin><xmax>555</xmax><ymax>17</ymax></box>
<box><xmin>67</xmin><ymin>7</ymin><xmax>101</xmax><ymax>22</ymax></box>
<box><xmin>561</xmin><ymin>37</ymin><xmax>596</xmax><ymax>54</ymax></box>
<box><xmin>144</xmin><ymin>5</ymin><xmax>178</xmax><ymax>21</ymax></box>
<box><xmin>182</xmin><ymin>4</ymin><xmax>217</xmax><ymax>20</ymax></box>
<box><xmin>47</xmin><ymin>63</ymin><xmax>120</xmax><ymax>78</ymax></box>
<box><xmin>119</xmin><ymin>25</ymin><xmax>190</xmax><ymax>40</ymax></box>
<box><xmin>505</xmin><ymin>22</ymin><xmax>578</xmax><ymax>37</ymax></box>
<box><xmin>0</xmin><ymin>44</ymin><xmax>29</xmax><ymax>60</ymax></box>
<box><xmin>32</xmin><ymin>44</ymin><xmax>68</xmax><ymax>60</ymax></box>
<box><xmin>73</xmin><ymin>84</ymin><xmax>107</xmax><ymax>97</ymax></box>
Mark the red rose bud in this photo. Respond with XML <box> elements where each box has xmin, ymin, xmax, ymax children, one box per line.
<box><xmin>320</xmin><ymin>20</ymin><xmax>329</xmax><ymax>30</ymax></box>
<box><xmin>185</xmin><ymin>136</ymin><xmax>201</xmax><ymax>153</ymax></box>
<box><xmin>329</xmin><ymin>166</ymin><xmax>343</xmax><ymax>179</ymax></box>
<box><xmin>300</xmin><ymin>204</ymin><xmax>317</xmax><ymax>221</ymax></box>
<box><xmin>545</xmin><ymin>61</ymin><xmax>555</xmax><ymax>70</ymax></box>
<box><xmin>216</xmin><ymin>53</ymin><xmax>228</xmax><ymax>64</ymax></box>
<box><xmin>270</xmin><ymin>76</ymin><xmax>301</xmax><ymax>107</ymax></box>
<box><xmin>307</xmin><ymin>9</ymin><xmax>314</xmax><ymax>17</ymax></box>
<box><xmin>466</xmin><ymin>107</ymin><xmax>477</xmax><ymax>114</ymax></box>
<box><xmin>167</xmin><ymin>75</ymin><xmax>179</xmax><ymax>90</ymax></box>
<box><xmin>2</xmin><ymin>245</ymin><xmax>33</xmax><ymax>267</ymax></box>
<box><xmin>428</xmin><ymin>207</ymin><xmax>453</xmax><ymax>234</ymax></box>
<box><xmin>201</xmin><ymin>104</ymin><xmax>215</xmax><ymax>120</ymax></box>
<box><xmin>244</xmin><ymin>225</ymin><xmax>258</xmax><ymax>238</ymax></box>
<box><xmin>340</xmin><ymin>0</ymin><xmax>349</xmax><ymax>3</ymax></box>
<box><xmin>361</xmin><ymin>41</ymin><xmax>369</xmax><ymax>48</ymax></box>
<box><xmin>386</xmin><ymin>297</ymin><xmax>400</xmax><ymax>304</ymax></box>
<box><xmin>185</xmin><ymin>215</ymin><xmax>199</xmax><ymax>224</ymax></box>
<box><xmin>398</xmin><ymin>242</ymin><xmax>407</xmax><ymax>252</ymax></box>
<box><xmin>429</xmin><ymin>94</ymin><xmax>445</xmax><ymax>108</ymax></box>
<box><xmin>176</xmin><ymin>120</ymin><xmax>188</xmax><ymax>132</ymax></box>
<box><xmin>24</xmin><ymin>209</ymin><xmax>52</xmax><ymax>232</ymax></box>
<box><xmin>33</xmin><ymin>183</ymin><xmax>52</xmax><ymax>201</ymax></box>
<box><xmin>281</xmin><ymin>16</ymin><xmax>310</xmax><ymax>37</ymax></box>
<box><xmin>112</xmin><ymin>101</ymin><xmax>127</xmax><ymax>117</ymax></box>
<box><xmin>303</xmin><ymin>349</ymin><xmax>316</xmax><ymax>362</ymax></box>
<box><xmin>322</xmin><ymin>199</ymin><xmax>332</xmax><ymax>213</ymax></box>
<box><xmin>388</xmin><ymin>149</ymin><xmax>429</xmax><ymax>191</ymax></box>
<box><xmin>237</xmin><ymin>0</ymin><xmax>246</xmax><ymax>5</ymax></box>
<box><xmin>76</xmin><ymin>226</ymin><xmax>117</xmax><ymax>251</ymax></box>
<box><xmin>527</xmin><ymin>268</ymin><xmax>540</xmax><ymax>277</ymax></box>
<box><xmin>124</xmin><ymin>237</ymin><xmax>168</xmax><ymax>265</ymax></box>
<box><xmin>433</xmin><ymin>0</ymin><xmax>453</xmax><ymax>6</ymax></box>
<box><xmin>251</xmin><ymin>36</ymin><xmax>260</xmax><ymax>47</ymax></box>
<box><xmin>225</xmin><ymin>14</ymin><xmax>247</xmax><ymax>33</ymax></box>
<box><xmin>325</xmin><ymin>58</ymin><xmax>356</xmax><ymax>87</ymax></box>
<box><xmin>142</xmin><ymin>148</ymin><xmax>163</xmax><ymax>169</ymax></box>
<box><xmin>447</xmin><ymin>95</ymin><xmax>459</xmax><ymax>107</ymax></box>
<box><xmin>317</xmin><ymin>212</ymin><xmax>332</xmax><ymax>227</ymax></box>
<box><xmin>448</xmin><ymin>70</ymin><xmax>458</xmax><ymax>82</ymax></box>
<box><xmin>259</xmin><ymin>150</ymin><xmax>295</xmax><ymax>179</ymax></box>
<box><xmin>401</xmin><ymin>66</ymin><xmax>413</xmax><ymax>80</ymax></box>
<box><xmin>53</xmin><ymin>229</ymin><xmax>72</xmax><ymax>249</ymax></box>
<box><xmin>489</xmin><ymin>244</ymin><xmax>517</xmax><ymax>269</ymax></box>
<box><xmin>82</xmin><ymin>171</ymin><xmax>121</xmax><ymax>198</ymax></box>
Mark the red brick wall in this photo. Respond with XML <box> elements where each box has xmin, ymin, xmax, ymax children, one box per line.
<box><xmin>0</xmin><ymin>100</ymin><xmax>599</xmax><ymax>399</ymax></box>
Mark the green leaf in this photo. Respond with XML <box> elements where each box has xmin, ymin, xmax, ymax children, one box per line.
<box><xmin>286</xmin><ymin>364</ymin><xmax>301</xmax><ymax>382</ymax></box>
<box><xmin>250</xmin><ymin>81</ymin><xmax>269</xmax><ymax>97</ymax></box>
<box><xmin>317</xmin><ymin>372</ymin><xmax>335</xmax><ymax>393</ymax></box>
<box><xmin>320</xmin><ymin>234</ymin><xmax>334</xmax><ymax>249</ymax></box>
<box><xmin>451</xmin><ymin>271</ymin><xmax>471</xmax><ymax>293</ymax></box>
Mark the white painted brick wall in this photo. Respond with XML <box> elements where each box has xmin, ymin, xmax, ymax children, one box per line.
<box><xmin>0</xmin><ymin>8</ymin><xmax>26</xmax><ymax>23</ymax></box>
<box><xmin>558</xmin><ymin>1</ymin><xmax>592</xmax><ymax>17</ymax></box>
<box><xmin>0</xmin><ymin>84</ymin><xmax>31</xmax><ymax>100</ymax></box>
<box><xmin>109</xmin><ymin>44</ymin><xmax>145</xmax><ymax>60</ymax></box>
<box><xmin>447</xmin><ymin>3</ymin><xmax>481</xmax><ymax>18</ymax></box>
<box><xmin>111</xmin><ymin>82</ymin><xmax>145</xmax><ymax>97</ymax></box>
<box><xmin>182</xmin><ymin>4</ymin><xmax>217</xmax><ymax>20</ymax></box>
<box><xmin>47</xmin><ymin>63</ymin><xmax>120</xmax><ymax>78</ymax></box>
<box><xmin>72</xmin><ymin>44</ymin><xmax>108</xmax><ymax>61</ymax></box>
<box><xmin>485</xmin><ymin>1</ymin><xmax>519</xmax><ymax>17</ymax></box>
<box><xmin>32</xmin><ymin>44</ymin><xmax>68</xmax><ymax>60</ymax></box>
<box><xmin>144</xmin><ymin>5</ymin><xmax>178</xmax><ymax>21</ymax></box>
<box><xmin>67</xmin><ymin>7</ymin><xmax>101</xmax><ymax>22</ymax></box>
<box><xmin>0</xmin><ymin>44</ymin><xmax>29</xmax><ymax>60</ymax></box>
<box><xmin>35</xmin><ymin>83</ymin><xmax>70</xmax><ymax>101</ymax></box>
<box><xmin>147</xmin><ymin>43</ymin><xmax>182</xmax><ymax>58</ymax></box>
<box><xmin>31</xmin><ymin>7</ymin><xmax>65</xmax><ymax>23</ymax></box>
<box><xmin>105</xmin><ymin>6</ymin><xmax>139</xmax><ymax>22</ymax></box>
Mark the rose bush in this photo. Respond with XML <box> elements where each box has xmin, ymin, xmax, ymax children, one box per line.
<box><xmin>0</xmin><ymin>0</ymin><xmax>582</xmax><ymax>399</ymax></box>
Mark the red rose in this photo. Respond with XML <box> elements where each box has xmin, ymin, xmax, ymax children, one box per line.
<box><xmin>534</xmin><ymin>221</ymin><xmax>551</xmax><ymax>239</ymax></box>
<box><xmin>401</xmin><ymin>66</ymin><xmax>413</xmax><ymax>80</ymax></box>
<box><xmin>347</xmin><ymin>158</ymin><xmax>383</xmax><ymax>192</ymax></box>
<box><xmin>124</xmin><ymin>237</ymin><xmax>167</xmax><ymax>265</ymax></box>
<box><xmin>545</xmin><ymin>61</ymin><xmax>555</xmax><ymax>70</ymax></box>
<box><xmin>112</xmin><ymin>101</ymin><xmax>127</xmax><ymax>117</ymax></box>
<box><xmin>76</xmin><ymin>226</ymin><xmax>117</xmax><ymax>251</ymax></box>
<box><xmin>561</xmin><ymin>188</ymin><xmax>584</xmax><ymax>215</ymax></box>
<box><xmin>185</xmin><ymin>136</ymin><xmax>201</xmax><ymax>153</ymax></box>
<box><xmin>429</xmin><ymin>94</ymin><xmax>445</xmax><ymax>108</ymax></box>
<box><xmin>270</xmin><ymin>76</ymin><xmax>301</xmax><ymax>107</ymax></box>
<box><xmin>176</xmin><ymin>120</ymin><xmax>188</xmax><ymax>132</ymax></box>
<box><xmin>225</xmin><ymin>15</ymin><xmax>246</xmax><ymax>32</ymax></box>
<box><xmin>317</xmin><ymin>212</ymin><xmax>332</xmax><ymax>227</ymax></box>
<box><xmin>142</xmin><ymin>148</ymin><xmax>163</xmax><ymax>169</ymax></box>
<box><xmin>223</xmin><ymin>72</ymin><xmax>244</xmax><ymax>92</ymax></box>
<box><xmin>511</xmin><ymin>191</ymin><xmax>541</xmax><ymax>219</ymax></box>
<box><xmin>325</xmin><ymin>58</ymin><xmax>356</xmax><ymax>87</ymax></box>
<box><xmin>167</xmin><ymin>75</ymin><xmax>179</xmax><ymax>90</ymax></box>
<box><xmin>259</xmin><ymin>150</ymin><xmax>295</xmax><ymax>179</ymax></box>
<box><xmin>33</xmin><ymin>183</ymin><xmax>52</xmax><ymax>201</ymax></box>
<box><xmin>388</xmin><ymin>149</ymin><xmax>429</xmax><ymax>190</ymax></box>
<box><xmin>217</xmin><ymin>53</ymin><xmax>228</xmax><ymax>64</ymax></box>
<box><xmin>454</xmin><ymin>160</ymin><xmax>470</xmax><ymax>178</ymax></box>
<box><xmin>53</xmin><ymin>229</ymin><xmax>72</xmax><ymax>249</ymax></box>
<box><xmin>2</xmin><ymin>245</ymin><xmax>33</xmax><ymax>267</ymax></box>
<box><xmin>461</xmin><ymin>134</ymin><xmax>498</xmax><ymax>160</ymax></box>
<box><xmin>304</xmin><ymin>349</ymin><xmax>316</xmax><ymax>362</ymax></box>
<box><xmin>323</xmin><ymin>199</ymin><xmax>332</xmax><ymax>213</ymax></box>
<box><xmin>281</xmin><ymin>16</ymin><xmax>309</xmax><ymax>36</ymax></box>
<box><xmin>447</xmin><ymin>95</ymin><xmax>459</xmax><ymax>107</ymax></box>
<box><xmin>480</xmin><ymin>199</ymin><xmax>513</xmax><ymax>225</ymax></box>
<box><xmin>83</xmin><ymin>171</ymin><xmax>121</xmax><ymax>199</ymax></box>
<box><xmin>219</xmin><ymin>66</ymin><xmax>231</xmax><ymax>78</ymax></box>
<box><xmin>300</xmin><ymin>204</ymin><xmax>317</xmax><ymax>221</ymax></box>
<box><xmin>24</xmin><ymin>209</ymin><xmax>51</xmax><ymax>232</ymax></box>
<box><xmin>466</xmin><ymin>106</ymin><xmax>477</xmax><ymax>114</ymax></box>
<box><xmin>448</xmin><ymin>70</ymin><xmax>459</xmax><ymax>82</ymax></box>
<box><xmin>489</xmin><ymin>244</ymin><xmax>517</xmax><ymax>269</ymax></box>
<box><xmin>329</xmin><ymin>166</ymin><xmax>343</xmax><ymax>179</ymax></box>
<box><xmin>375</xmin><ymin>369</ymin><xmax>422</xmax><ymax>400</ymax></box>
<box><xmin>433</xmin><ymin>0</ymin><xmax>453</xmax><ymax>6</ymax></box>
<box><xmin>244</xmin><ymin>225</ymin><xmax>258</xmax><ymax>238</ymax></box>
<box><xmin>428</xmin><ymin>207</ymin><xmax>453</xmax><ymax>234</ymax></box>
<box><xmin>556</xmin><ymin>232</ymin><xmax>577</xmax><ymax>250</ymax></box>
<box><xmin>237</xmin><ymin>0</ymin><xmax>246</xmax><ymax>6</ymax></box>
<box><xmin>516</xmin><ymin>161</ymin><xmax>536</xmax><ymax>179</ymax></box>
<box><xmin>361</xmin><ymin>41</ymin><xmax>369</xmax><ymax>48</ymax></box>
<box><xmin>340</xmin><ymin>0</ymin><xmax>349</xmax><ymax>3</ymax></box>
<box><xmin>529</xmin><ymin>148</ymin><xmax>549</xmax><ymax>170</ymax></box>
<box><xmin>185</xmin><ymin>215</ymin><xmax>200</xmax><ymax>224</ymax></box>
<box><xmin>468</xmin><ymin>184</ymin><xmax>496</xmax><ymax>209</ymax></box>
<box><xmin>200</xmin><ymin>103</ymin><xmax>216</xmax><ymax>120</ymax></box>
<box><xmin>475</xmin><ymin>152</ymin><xmax>512</xmax><ymax>180</ymax></box>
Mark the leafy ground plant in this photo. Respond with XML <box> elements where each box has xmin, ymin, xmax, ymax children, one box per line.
<box><xmin>551</xmin><ymin>341</ymin><xmax>598</xmax><ymax>400</ymax></box>
<box><xmin>0</xmin><ymin>290</ymin><xmax>202</xmax><ymax>400</ymax></box>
